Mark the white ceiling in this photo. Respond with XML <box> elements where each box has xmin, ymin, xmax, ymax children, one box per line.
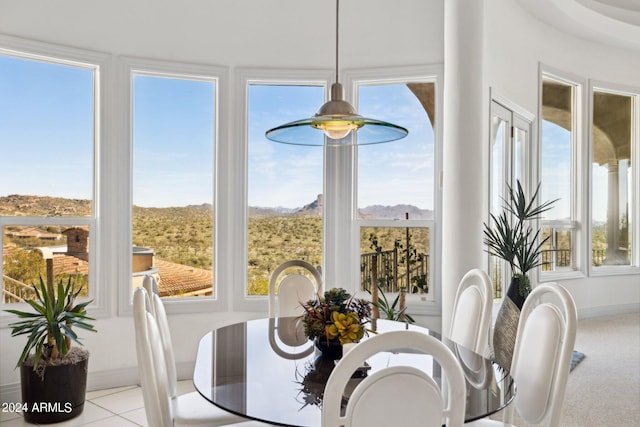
<box><xmin>581</xmin><ymin>0</ymin><xmax>640</xmax><ymax>25</ymax></box>
<box><xmin>517</xmin><ymin>0</ymin><xmax>640</xmax><ymax>51</ymax></box>
<box><xmin>593</xmin><ymin>0</ymin><xmax>640</xmax><ymax>13</ymax></box>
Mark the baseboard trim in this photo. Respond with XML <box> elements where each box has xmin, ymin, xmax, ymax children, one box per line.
<box><xmin>1</xmin><ymin>367</ymin><xmax>140</xmax><ymax>404</ymax></box>
<box><xmin>0</xmin><ymin>382</ymin><xmax>21</xmax><ymax>406</ymax></box>
<box><xmin>1</xmin><ymin>361</ymin><xmax>196</xmax><ymax>404</ymax></box>
<box><xmin>577</xmin><ymin>303</ymin><xmax>640</xmax><ymax>319</ymax></box>
<box><xmin>86</xmin><ymin>366</ymin><xmax>140</xmax><ymax>391</ymax></box>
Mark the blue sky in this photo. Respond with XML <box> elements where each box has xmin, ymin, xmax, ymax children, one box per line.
<box><xmin>0</xmin><ymin>53</ymin><xmax>618</xmax><ymax>220</ymax></box>
<box><xmin>0</xmin><ymin>53</ymin><xmax>435</xmax><ymax>211</ymax></box>
<box><xmin>0</xmin><ymin>55</ymin><xmax>94</xmax><ymax>200</ymax></box>
<box><xmin>247</xmin><ymin>83</ymin><xmax>434</xmax><ymax>210</ymax></box>
<box><xmin>247</xmin><ymin>84</ymin><xmax>324</xmax><ymax>208</ymax></box>
<box><xmin>356</xmin><ymin>84</ymin><xmax>434</xmax><ymax>210</ymax></box>
<box><xmin>133</xmin><ymin>75</ymin><xmax>214</xmax><ymax>208</ymax></box>
<box><xmin>541</xmin><ymin>120</ymin><xmax>628</xmax><ymax>222</ymax></box>
<box><xmin>541</xmin><ymin>120</ymin><xmax>572</xmax><ymax>220</ymax></box>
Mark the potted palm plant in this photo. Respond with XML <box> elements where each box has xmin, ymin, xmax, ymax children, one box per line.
<box><xmin>5</xmin><ymin>276</ymin><xmax>96</xmax><ymax>424</ymax></box>
<box><xmin>483</xmin><ymin>180</ymin><xmax>556</xmax><ymax>371</ymax></box>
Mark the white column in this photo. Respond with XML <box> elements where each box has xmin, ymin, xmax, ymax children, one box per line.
<box><xmin>442</xmin><ymin>0</ymin><xmax>487</xmax><ymax>333</ymax></box>
<box><xmin>323</xmin><ymin>144</ymin><xmax>355</xmax><ymax>290</ymax></box>
<box><xmin>605</xmin><ymin>160</ymin><xmax>621</xmax><ymax>264</ymax></box>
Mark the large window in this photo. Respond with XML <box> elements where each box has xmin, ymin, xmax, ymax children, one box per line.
<box><xmin>356</xmin><ymin>79</ymin><xmax>437</xmax><ymax>299</ymax></box>
<box><xmin>540</xmin><ymin>71</ymin><xmax>639</xmax><ymax>277</ymax></box>
<box><xmin>540</xmin><ymin>74</ymin><xmax>581</xmax><ymax>274</ymax></box>
<box><xmin>0</xmin><ymin>51</ymin><xmax>98</xmax><ymax>305</ymax></box>
<box><xmin>591</xmin><ymin>87</ymin><xmax>636</xmax><ymax>268</ymax></box>
<box><xmin>241</xmin><ymin>69</ymin><xmax>441</xmax><ymax>308</ymax></box>
<box><xmin>246</xmin><ymin>83</ymin><xmax>325</xmax><ymax>295</ymax></box>
<box><xmin>131</xmin><ymin>71</ymin><xmax>216</xmax><ymax>299</ymax></box>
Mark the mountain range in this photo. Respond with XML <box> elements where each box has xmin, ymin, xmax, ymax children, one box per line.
<box><xmin>249</xmin><ymin>194</ymin><xmax>433</xmax><ymax>220</ymax></box>
<box><xmin>1</xmin><ymin>194</ymin><xmax>433</xmax><ymax>220</ymax></box>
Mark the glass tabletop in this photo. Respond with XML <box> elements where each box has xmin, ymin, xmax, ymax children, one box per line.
<box><xmin>193</xmin><ymin>318</ymin><xmax>515</xmax><ymax>427</ymax></box>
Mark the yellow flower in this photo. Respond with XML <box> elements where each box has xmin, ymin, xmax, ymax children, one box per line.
<box><xmin>327</xmin><ymin>311</ymin><xmax>364</xmax><ymax>344</ymax></box>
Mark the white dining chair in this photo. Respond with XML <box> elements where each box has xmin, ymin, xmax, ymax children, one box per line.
<box><xmin>142</xmin><ymin>275</ymin><xmax>177</xmax><ymax>394</ymax></box>
<box><xmin>469</xmin><ymin>282</ymin><xmax>577</xmax><ymax>427</ymax></box>
<box><xmin>133</xmin><ymin>287</ymin><xmax>252</xmax><ymax>426</ymax></box>
<box><xmin>322</xmin><ymin>330</ymin><xmax>467</xmax><ymax>427</ymax></box>
<box><xmin>142</xmin><ymin>274</ymin><xmax>159</xmax><ymax>309</ymax></box>
<box><xmin>267</xmin><ymin>261</ymin><xmax>320</xmax><ymax>360</ymax></box>
<box><xmin>449</xmin><ymin>268</ymin><xmax>493</xmax><ymax>357</ymax></box>
<box><xmin>268</xmin><ymin>260</ymin><xmax>322</xmax><ymax>317</ymax></box>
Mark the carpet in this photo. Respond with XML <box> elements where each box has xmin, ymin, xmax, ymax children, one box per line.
<box><xmin>571</xmin><ymin>350</ymin><xmax>585</xmax><ymax>371</ymax></box>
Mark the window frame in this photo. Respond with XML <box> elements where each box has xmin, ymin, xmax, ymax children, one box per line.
<box><xmin>234</xmin><ymin>68</ymin><xmax>332</xmax><ymax>312</ymax></box>
<box><xmin>344</xmin><ymin>65</ymin><xmax>444</xmax><ymax>317</ymax></box>
<box><xmin>118</xmin><ymin>56</ymin><xmax>229</xmax><ymax>315</ymax></box>
<box><xmin>588</xmin><ymin>80</ymin><xmax>640</xmax><ymax>276</ymax></box>
<box><xmin>0</xmin><ymin>35</ymin><xmax>111</xmax><ymax>326</ymax></box>
<box><xmin>538</xmin><ymin>65</ymin><xmax>587</xmax><ymax>282</ymax></box>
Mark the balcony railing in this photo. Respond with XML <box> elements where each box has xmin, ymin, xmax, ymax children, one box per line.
<box><xmin>2</xmin><ymin>275</ymin><xmax>35</xmax><ymax>303</ymax></box>
<box><xmin>492</xmin><ymin>248</ymin><xmax>619</xmax><ymax>299</ymax></box>
<box><xmin>541</xmin><ymin>248</ymin><xmax>616</xmax><ymax>270</ymax></box>
<box><xmin>360</xmin><ymin>248</ymin><xmax>429</xmax><ymax>294</ymax></box>
<box><xmin>541</xmin><ymin>249</ymin><xmax>572</xmax><ymax>271</ymax></box>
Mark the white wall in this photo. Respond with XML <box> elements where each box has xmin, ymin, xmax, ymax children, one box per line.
<box><xmin>484</xmin><ymin>0</ymin><xmax>640</xmax><ymax>315</ymax></box>
<box><xmin>486</xmin><ymin>0</ymin><xmax>640</xmax><ymax>112</ymax></box>
<box><xmin>0</xmin><ymin>0</ymin><xmax>443</xmax><ymax>69</ymax></box>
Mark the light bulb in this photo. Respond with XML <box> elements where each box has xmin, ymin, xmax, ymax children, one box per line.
<box><xmin>324</xmin><ymin>128</ymin><xmax>352</xmax><ymax>139</ymax></box>
<box><xmin>315</xmin><ymin>121</ymin><xmax>358</xmax><ymax>140</ymax></box>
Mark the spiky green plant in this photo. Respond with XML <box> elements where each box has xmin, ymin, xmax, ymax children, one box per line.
<box><xmin>483</xmin><ymin>181</ymin><xmax>557</xmax><ymax>297</ymax></box>
<box><xmin>366</xmin><ymin>283</ymin><xmax>415</xmax><ymax>324</ymax></box>
<box><xmin>5</xmin><ymin>277</ymin><xmax>96</xmax><ymax>370</ymax></box>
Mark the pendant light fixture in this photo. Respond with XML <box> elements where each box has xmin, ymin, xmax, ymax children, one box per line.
<box><xmin>265</xmin><ymin>0</ymin><xmax>408</xmax><ymax>146</ymax></box>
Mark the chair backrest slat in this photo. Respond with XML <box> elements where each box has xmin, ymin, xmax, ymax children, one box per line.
<box><xmin>511</xmin><ymin>282</ymin><xmax>577</xmax><ymax>426</ymax></box>
<box><xmin>133</xmin><ymin>287</ymin><xmax>172</xmax><ymax>427</ymax></box>
<box><xmin>268</xmin><ymin>260</ymin><xmax>322</xmax><ymax>317</ymax></box>
<box><xmin>322</xmin><ymin>330</ymin><xmax>466</xmax><ymax>427</ymax></box>
<box><xmin>450</xmin><ymin>268</ymin><xmax>493</xmax><ymax>356</ymax></box>
<box><xmin>143</xmin><ymin>274</ymin><xmax>178</xmax><ymax>398</ymax></box>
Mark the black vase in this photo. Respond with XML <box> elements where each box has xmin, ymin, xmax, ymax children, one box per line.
<box><xmin>493</xmin><ymin>276</ymin><xmax>528</xmax><ymax>372</ymax></box>
<box><xmin>20</xmin><ymin>356</ymin><xmax>88</xmax><ymax>424</ymax></box>
<box><xmin>314</xmin><ymin>337</ymin><xmax>343</xmax><ymax>360</ymax></box>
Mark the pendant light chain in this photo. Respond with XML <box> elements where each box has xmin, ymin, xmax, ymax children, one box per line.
<box><xmin>263</xmin><ymin>0</ymin><xmax>408</xmax><ymax>145</ymax></box>
<box><xmin>335</xmin><ymin>0</ymin><xmax>340</xmax><ymax>84</ymax></box>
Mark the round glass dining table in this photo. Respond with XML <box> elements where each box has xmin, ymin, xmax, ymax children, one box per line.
<box><xmin>193</xmin><ymin>317</ymin><xmax>515</xmax><ymax>426</ymax></box>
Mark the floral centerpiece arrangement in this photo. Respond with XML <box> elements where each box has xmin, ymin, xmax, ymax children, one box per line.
<box><xmin>300</xmin><ymin>287</ymin><xmax>371</xmax><ymax>347</ymax></box>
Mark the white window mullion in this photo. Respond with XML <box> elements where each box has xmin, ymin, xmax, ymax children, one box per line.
<box><xmin>324</xmin><ymin>144</ymin><xmax>356</xmax><ymax>290</ymax></box>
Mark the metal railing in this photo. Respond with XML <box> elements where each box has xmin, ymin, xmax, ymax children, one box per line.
<box><xmin>2</xmin><ymin>275</ymin><xmax>35</xmax><ymax>303</ymax></box>
<box><xmin>490</xmin><ymin>248</ymin><xmax>624</xmax><ymax>299</ymax></box>
<box><xmin>541</xmin><ymin>249</ymin><xmax>572</xmax><ymax>271</ymax></box>
<box><xmin>592</xmin><ymin>249</ymin><xmax>607</xmax><ymax>266</ymax></box>
<box><xmin>541</xmin><ymin>248</ymin><xmax>619</xmax><ymax>270</ymax></box>
<box><xmin>360</xmin><ymin>248</ymin><xmax>429</xmax><ymax>294</ymax></box>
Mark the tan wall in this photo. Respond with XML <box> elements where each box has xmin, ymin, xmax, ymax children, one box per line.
<box><xmin>132</xmin><ymin>254</ymin><xmax>153</xmax><ymax>273</ymax></box>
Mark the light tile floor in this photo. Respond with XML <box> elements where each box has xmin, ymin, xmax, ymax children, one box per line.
<box><xmin>0</xmin><ymin>381</ymin><xmax>198</xmax><ymax>427</ymax></box>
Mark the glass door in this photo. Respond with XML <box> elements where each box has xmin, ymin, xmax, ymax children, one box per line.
<box><xmin>489</xmin><ymin>99</ymin><xmax>532</xmax><ymax>299</ymax></box>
